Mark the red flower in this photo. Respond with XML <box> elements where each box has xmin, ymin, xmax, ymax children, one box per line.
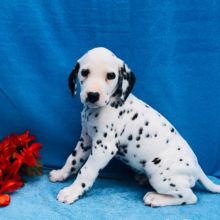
<box><xmin>0</xmin><ymin>194</ymin><xmax>10</xmax><ymax>206</ymax></box>
<box><xmin>0</xmin><ymin>130</ymin><xmax>42</xmax><ymax>206</ymax></box>
<box><xmin>16</xmin><ymin>142</ymin><xmax>42</xmax><ymax>167</ymax></box>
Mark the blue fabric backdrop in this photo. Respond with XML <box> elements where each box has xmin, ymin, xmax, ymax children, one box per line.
<box><xmin>0</xmin><ymin>0</ymin><xmax>220</xmax><ymax>176</ymax></box>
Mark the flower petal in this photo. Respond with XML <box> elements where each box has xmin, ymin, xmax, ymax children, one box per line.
<box><xmin>0</xmin><ymin>194</ymin><xmax>10</xmax><ymax>206</ymax></box>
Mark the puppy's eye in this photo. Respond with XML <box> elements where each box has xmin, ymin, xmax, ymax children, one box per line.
<box><xmin>107</xmin><ymin>72</ymin><xmax>116</xmax><ymax>80</ymax></box>
<box><xmin>81</xmin><ymin>69</ymin><xmax>90</xmax><ymax>77</ymax></box>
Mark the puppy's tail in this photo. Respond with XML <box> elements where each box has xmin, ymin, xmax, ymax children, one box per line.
<box><xmin>198</xmin><ymin>165</ymin><xmax>220</xmax><ymax>193</ymax></box>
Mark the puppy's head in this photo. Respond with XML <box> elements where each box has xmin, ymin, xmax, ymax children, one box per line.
<box><xmin>68</xmin><ymin>47</ymin><xmax>135</xmax><ymax>108</ymax></box>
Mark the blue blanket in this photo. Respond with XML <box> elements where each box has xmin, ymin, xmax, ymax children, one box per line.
<box><xmin>1</xmin><ymin>171</ymin><xmax>220</xmax><ymax>220</ymax></box>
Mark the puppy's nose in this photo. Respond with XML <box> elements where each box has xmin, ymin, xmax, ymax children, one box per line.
<box><xmin>87</xmin><ymin>92</ymin><xmax>100</xmax><ymax>103</ymax></box>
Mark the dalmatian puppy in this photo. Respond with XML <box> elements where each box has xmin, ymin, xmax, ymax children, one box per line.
<box><xmin>49</xmin><ymin>47</ymin><xmax>220</xmax><ymax>207</ymax></box>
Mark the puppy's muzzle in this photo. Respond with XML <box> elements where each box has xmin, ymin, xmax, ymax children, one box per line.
<box><xmin>86</xmin><ymin>92</ymin><xmax>100</xmax><ymax>103</ymax></box>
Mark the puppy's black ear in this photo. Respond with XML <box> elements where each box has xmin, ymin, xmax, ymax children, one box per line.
<box><xmin>68</xmin><ymin>62</ymin><xmax>80</xmax><ymax>96</ymax></box>
<box><xmin>112</xmin><ymin>63</ymin><xmax>136</xmax><ymax>106</ymax></box>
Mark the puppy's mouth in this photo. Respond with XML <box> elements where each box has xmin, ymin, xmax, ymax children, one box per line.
<box><xmin>85</xmin><ymin>102</ymin><xmax>101</xmax><ymax>109</ymax></box>
<box><xmin>82</xmin><ymin>99</ymin><xmax>109</xmax><ymax>109</ymax></box>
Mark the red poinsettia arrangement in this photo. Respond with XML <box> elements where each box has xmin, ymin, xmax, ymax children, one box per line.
<box><xmin>0</xmin><ymin>130</ymin><xmax>42</xmax><ymax>206</ymax></box>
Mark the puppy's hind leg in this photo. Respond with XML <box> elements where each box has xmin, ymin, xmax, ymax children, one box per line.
<box><xmin>143</xmin><ymin>170</ymin><xmax>198</xmax><ymax>207</ymax></box>
<box><xmin>144</xmin><ymin>188</ymin><xmax>197</xmax><ymax>207</ymax></box>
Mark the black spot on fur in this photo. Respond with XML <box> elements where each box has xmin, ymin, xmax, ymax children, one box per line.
<box><xmin>115</xmin><ymin>133</ymin><xmax>118</xmax><ymax>138</ymax></box>
<box><xmin>103</xmin><ymin>132</ymin><xmax>107</xmax><ymax>138</ymax></box>
<box><xmin>88</xmin><ymin>112</ymin><xmax>92</xmax><ymax>119</ymax></box>
<box><xmin>136</xmin><ymin>144</ymin><xmax>140</xmax><ymax>148</ymax></box>
<box><xmin>83</xmin><ymin>146</ymin><xmax>91</xmax><ymax>151</ymax></box>
<box><xmin>111</xmin><ymin>151</ymin><xmax>114</xmax><ymax>155</ymax></box>
<box><xmin>128</xmin><ymin>135</ymin><xmax>133</xmax><ymax>141</ymax></box>
<box><xmin>93</xmin><ymin>126</ymin><xmax>98</xmax><ymax>133</ymax></box>
<box><xmin>110</xmin><ymin>102</ymin><xmax>115</xmax><ymax>108</ymax></box>
<box><xmin>72</xmin><ymin>160</ymin><xmax>76</xmax><ymax>165</ymax></box>
<box><xmin>81</xmin><ymin>183</ymin><xmax>86</xmax><ymax>188</ymax></box>
<box><xmin>145</xmin><ymin>104</ymin><xmax>149</xmax><ymax>108</ymax></box>
<box><xmin>166</xmin><ymin>168</ymin><xmax>170</xmax><ymax>170</ymax></box>
<box><xmin>72</xmin><ymin>150</ymin><xmax>77</xmax><ymax>156</ymax></box>
<box><xmin>79</xmin><ymin>137</ymin><xmax>84</xmax><ymax>142</ymax></box>
<box><xmin>95</xmin><ymin>113</ymin><xmax>99</xmax><ymax>118</ymax></box>
<box><xmin>118</xmin><ymin>110</ymin><xmax>126</xmax><ymax>117</ymax></box>
<box><xmin>139</xmin><ymin>128</ymin><xmax>143</xmax><ymax>135</ymax></box>
<box><xmin>170</xmin><ymin>183</ymin><xmax>176</xmax><ymax>187</ymax></box>
<box><xmin>154</xmin><ymin>134</ymin><xmax>157</xmax><ymax>137</ymax></box>
<box><xmin>136</xmin><ymin>136</ymin><xmax>140</xmax><ymax>141</ymax></box>
<box><xmin>71</xmin><ymin>167</ymin><xmax>75</xmax><ymax>172</ymax></box>
<box><xmin>177</xmin><ymin>147</ymin><xmax>181</xmax><ymax>151</ymax></box>
<box><xmin>186</xmin><ymin>163</ymin><xmax>189</xmax><ymax>166</ymax></box>
<box><xmin>178</xmin><ymin>194</ymin><xmax>183</xmax><ymax>198</ymax></box>
<box><xmin>80</xmin><ymin>158</ymin><xmax>84</xmax><ymax>163</ymax></box>
<box><xmin>96</xmin><ymin>140</ymin><xmax>102</xmax><ymax>145</ymax></box>
<box><xmin>166</xmin><ymin>139</ymin><xmax>169</xmax><ymax>143</ymax></box>
<box><xmin>163</xmin><ymin>178</ymin><xmax>167</xmax><ymax>181</ymax></box>
<box><xmin>132</xmin><ymin>113</ymin><xmax>138</xmax><ymax>120</ymax></box>
<box><xmin>152</xmin><ymin>157</ymin><xmax>161</xmax><ymax>165</ymax></box>
<box><xmin>181</xmin><ymin>202</ymin><xmax>186</xmax><ymax>205</ymax></box>
<box><xmin>104</xmin><ymin>146</ymin><xmax>107</xmax><ymax>150</ymax></box>
<box><xmin>146</xmin><ymin>134</ymin><xmax>150</xmax><ymax>138</ymax></box>
<box><xmin>140</xmin><ymin>160</ymin><xmax>146</xmax><ymax>166</ymax></box>
<box><xmin>120</xmin><ymin>127</ymin><xmax>125</xmax><ymax>136</ymax></box>
<box><xmin>171</xmin><ymin>128</ymin><xmax>175</xmax><ymax>133</ymax></box>
<box><xmin>179</xmin><ymin>158</ymin><xmax>183</xmax><ymax>161</ymax></box>
<box><xmin>145</xmin><ymin>121</ymin><xmax>149</xmax><ymax>126</ymax></box>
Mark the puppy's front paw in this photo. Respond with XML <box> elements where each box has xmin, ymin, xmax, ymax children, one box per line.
<box><xmin>49</xmin><ymin>169</ymin><xmax>69</xmax><ymax>182</ymax></box>
<box><xmin>57</xmin><ymin>186</ymin><xmax>80</xmax><ymax>204</ymax></box>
